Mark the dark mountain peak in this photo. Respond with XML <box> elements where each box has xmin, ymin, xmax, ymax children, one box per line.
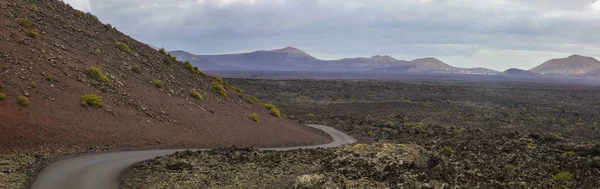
<box><xmin>413</xmin><ymin>57</ymin><xmax>441</xmax><ymax>62</ymax></box>
<box><xmin>271</xmin><ymin>47</ymin><xmax>303</xmax><ymax>53</ymax></box>
<box><xmin>369</xmin><ymin>55</ymin><xmax>398</xmax><ymax>62</ymax></box>
<box><xmin>269</xmin><ymin>47</ymin><xmax>315</xmax><ymax>59</ymax></box>
<box><xmin>504</xmin><ymin>68</ymin><xmax>526</xmax><ymax>72</ymax></box>
<box><xmin>568</xmin><ymin>54</ymin><xmax>586</xmax><ymax>58</ymax></box>
<box><xmin>410</xmin><ymin>57</ymin><xmax>455</xmax><ymax>69</ymax></box>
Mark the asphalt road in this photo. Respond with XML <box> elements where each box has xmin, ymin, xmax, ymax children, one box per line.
<box><xmin>31</xmin><ymin>124</ymin><xmax>357</xmax><ymax>189</ymax></box>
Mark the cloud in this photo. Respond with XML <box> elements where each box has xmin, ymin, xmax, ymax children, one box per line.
<box><xmin>83</xmin><ymin>0</ymin><xmax>600</xmax><ymax>70</ymax></box>
<box><xmin>62</xmin><ymin>0</ymin><xmax>92</xmax><ymax>12</ymax></box>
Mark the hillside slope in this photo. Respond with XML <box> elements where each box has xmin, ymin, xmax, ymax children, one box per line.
<box><xmin>0</xmin><ymin>0</ymin><xmax>329</xmax><ymax>153</ymax></box>
<box><xmin>530</xmin><ymin>55</ymin><xmax>600</xmax><ymax>75</ymax></box>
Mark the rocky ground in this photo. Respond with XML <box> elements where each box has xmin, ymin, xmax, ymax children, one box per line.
<box><xmin>122</xmin><ymin>79</ymin><xmax>600</xmax><ymax>188</ymax></box>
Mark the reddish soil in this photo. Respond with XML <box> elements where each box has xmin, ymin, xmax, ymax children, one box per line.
<box><xmin>0</xmin><ymin>0</ymin><xmax>330</xmax><ymax>153</ymax></box>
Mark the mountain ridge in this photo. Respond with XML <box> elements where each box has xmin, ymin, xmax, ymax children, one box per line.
<box><xmin>172</xmin><ymin>47</ymin><xmax>500</xmax><ymax>75</ymax></box>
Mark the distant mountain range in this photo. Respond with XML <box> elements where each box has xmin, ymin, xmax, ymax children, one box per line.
<box><xmin>171</xmin><ymin>47</ymin><xmax>600</xmax><ymax>78</ymax></box>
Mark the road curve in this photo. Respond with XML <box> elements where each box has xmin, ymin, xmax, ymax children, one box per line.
<box><xmin>31</xmin><ymin>124</ymin><xmax>356</xmax><ymax>189</ymax></box>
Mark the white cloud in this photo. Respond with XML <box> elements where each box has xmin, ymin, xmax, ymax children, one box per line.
<box><xmin>589</xmin><ymin>0</ymin><xmax>600</xmax><ymax>12</ymax></box>
<box><xmin>62</xmin><ymin>0</ymin><xmax>92</xmax><ymax>12</ymax></box>
<box><xmin>84</xmin><ymin>0</ymin><xmax>600</xmax><ymax>70</ymax></box>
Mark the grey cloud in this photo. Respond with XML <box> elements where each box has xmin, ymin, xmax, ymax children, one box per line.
<box><xmin>71</xmin><ymin>0</ymin><xmax>600</xmax><ymax>69</ymax></box>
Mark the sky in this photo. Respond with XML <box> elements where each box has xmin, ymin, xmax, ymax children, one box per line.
<box><xmin>62</xmin><ymin>0</ymin><xmax>600</xmax><ymax>71</ymax></box>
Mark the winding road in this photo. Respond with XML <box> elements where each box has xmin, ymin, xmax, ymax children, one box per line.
<box><xmin>31</xmin><ymin>124</ymin><xmax>356</xmax><ymax>189</ymax></box>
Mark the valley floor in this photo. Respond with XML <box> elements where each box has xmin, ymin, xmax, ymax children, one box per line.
<box><xmin>121</xmin><ymin>79</ymin><xmax>600</xmax><ymax>188</ymax></box>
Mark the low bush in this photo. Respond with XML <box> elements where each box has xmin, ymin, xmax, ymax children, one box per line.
<box><xmin>230</xmin><ymin>86</ymin><xmax>243</xmax><ymax>94</ymax></box>
<box><xmin>116</xmin><ymin>41</ymin><xmax>131</xmax><ymax>53</ymax></box>
<box><xmin>18</xmin><ymin>96</ymin><xmax>29</xmax><ymax>106</ymax></box>
<box><xmin>264</xmin><ymin>103</ymin><xmax>277</xmax><ymax>110</ymax></box>
<box><xmin>159</xmin><ymin>48</ymin><xmax>166</xmax><ymax>54</ymax></box>
<box><xmin>46</xmin><ymin>75</ymin><xmax>57</xmax><ymax>82</ymax></box>
<box><xmin>564</xmin><ymin>151</ymin><xmax>576</xmax><ymax>157</ymax></box>
<box><xmin>30</xmin><ymin>82</ymin><xmax>37</xmax><ymax>88</ymax></box>
<box><xmin>81</xmin><ymin>93</ymin><xmax>104</xmax><ymax>107</ymax></box>
<box><xmin>185</xmin><ymin>61</ymin><xmax>199</xmax><ymax>74</ymax></box>
<box><xmin>249</xmin><ymin>113</ymin><xmax>259</xmax><ymax>122</ymax></box>
<box><xmin>452</xmin><ymin>128</ymin><xmax>463</xmax><ymax>134</ymax></box>
<box><xmin>270</xmin><ymin>108</ymin><xmax>281</xmax><ymax>118</ymax></box>
<box><xmin>190</xmin><ymin>89</ymin><xmax>203</xmax><ymax>101</ymax></box>
<box><xmin>19</xmin><ymin>18</ymin><xmax>32</xmax><ymax>29</ymax></box>
<box><xmin>168</xmin><ymin>53</ymin><xmax>177</xmax><ymax>61</ymax></box>
<box><xmin>130</xmin><ymin>65</ymin><xmax>141</xmax><ymax>73</ymax></box>
<box><xmin>441</xmin><ymin>146</ymin><xmax>455</xmax><ymax>153</ymax></box>
<box><xmin>87</xmin><ymin>65</ymin><xmax>109</xmax><ymax>83</ymax></box>
<box><xmin>552</xmin><ymin>171</ymin><xmax>574</xmax><ymax>182</ymax></box>
<box><xmin>1</xmin><ymin>64</ymin><xmax>8</xmax><ymax>70</ymax></box>
<box><xmin>307</xmin><ymin>113</ymin><xmax>315</xmax><ymax>117</ymax></box>
<box><xmin>211</xmin><ymin>81</ymin><xmax>227</xmax><ymax>96</ymax></box>
<box><xmin>162</xmin><ymin>57</ymin><xmax>172</xmax><ymax>65</ymax></box>
<box><xmin>0</xmin><ymin>93</ymin><xmax>6</xmax><ymax>100</ymax></box>
<box><xmin>26</xmin><ymin>29</ymin><xmax>40</xmax><ymax>38</ymax></box>
<box><xmin>153</xmin><ymin>79</ymin><xmax>163</xmax><ymax>88</ymax></box>
<box><xmin>74</xmin><ymin>10</ymin><xmax>84</xmax><ymax>17</ymax></box>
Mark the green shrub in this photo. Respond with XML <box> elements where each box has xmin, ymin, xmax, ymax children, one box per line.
<box><xmin>505</xmin><ymin>164</ymin><xmax>515</xmax><ymax>170</ymax></box>
<box><xmin>130</xmin><ymin>65</ymin><xmax>141</xmax><ymax>73</ymax></box>
<box><xmin>87</xmin><ymin>65</ymin><xmax>109</xmax><ymax>82</ymax></box>
<box><xmin>264</xmin><ymin>103</ymin><xmax>277</xmax><ymax>110</ymax></box>
<box><xmin>153</xmin><ymin>79</ymin><xmax>163</xmax><ymax>88</ymax></box>
<box><xmin>552</xmin><ymin>171</ymin><xmax>574</xmax><ymax>182</ymax></box>
<box><xmin>159</xmin><ymin>48</ymin><xmax>166</xmax><ymax>54</ymax></box>
<box><xmin>46</xmin><ymin>75</ymin><xmax>57</xmax><ymax>82</ymax></box>
<box><xmin>141</xmin><ymin>60</ymin><xmax>148</xmax><ymax>64</ymax></box>
<box><xmin>185</xmin><ymin>61</ymin><xmax>199</xmax><ymax>74</ymax></box>
<box><xmin>116</xmin><ymin>41</ymin><xmax>131</xmax><ymax>53</ymax></box>
<box><xmin>211</xmin><ymin>81</ymin><xmax>227</xmax><ymax>96</ymax></box>
<box><xmin>162</xmin><ymin>57</ymin><xmax>172</xmax><ymax>65</ymax></box>
<box><xmin>0</xmin><ymin>93</ymin><xmax>6</xmax><ymax>100</ymax></box>
<box><xmin>564</xmin><ymin>151</ymin><xmax>576</xmax><ymax>157</ymax></box>
<box><xmin>441</xmin><ymin>146</ymin><xmax>455</xmax><ymax>153</ymax></box>
<box><xmin>30</xmin><ymin>82</ymin><xmax>37</xmax><ymax>88</ymax></box>
<box><xmin>18</xmin><ymin>96</ymin><xmax>29</xmax><ymax>106</ymax></box>
<box><xmin>270</xmin><ymin>108</ymin><xmax>281</xmax><ymax>118</ymax></box>
<box><xmin>249</xmin><ymin>113</ymin><xmax>259</xmax><ymax>122</ymax></box>
<box><xmin>234</xmin><ymin>87</ymin><xmax>243</xmax><ymax>94</ymax></box>
<box><xmin>250</xmin><ymin>96</ymin><xmax>260</xmax><ymax>103</ymax></box>
<box><xmin>190</xmin><ymin>89</ymin><xmax>203</xmax><ymax>101</ymax></box>
<box><xmin>19</xmin><ymin>18</ymin><xmax>32</xmax><ymax>29</ymax></box>
<box><xmin>215</xmin><ymin>77</ymin><xmax>224</xmax><ymax>84</ymax></box>
<box><xmin>74</xmin><ymin>10</ymin><xmax>84</xmax><ymax>17</ymax></box>
<box><xmin>81</xmin><ymin>93</ymin><xmax>104</xmax><ymax>107</ymax></box>
<box><xmin>307</xmin><ymin>113</ymin><xmax>315</xmax><ymax>117</ymax></box>
<box><xmin>527</xmin><ymin>142</ymin><xmax>537</xmax><ymax>148</ymax></box>
<box><xmin>168</xmin><ymin>53</ymin><xmax>177</xmax><ymax>61</ymax></box>
<box><xmin>452</xmin><ymin>128</ymin><xmax>463</xmax><ymax>134</ymax></box>
<box><xmin>2</xmin><ymin>64</ymin><xmax>8</xmax><ymax>70</ymax></box>
<box><xmin>121</xmin><ymin>37</ymin><xmax>130</xmax><ymax>45</ymax></box>
<box><xmin>26</xmin><ymin>29</ymin><xmax>40</xmax><ymax>38</ymax></box>
<box><xmin>367</xmin><ymin>130</ymin><xmax>374</xmax><ymax>136</ymax></box>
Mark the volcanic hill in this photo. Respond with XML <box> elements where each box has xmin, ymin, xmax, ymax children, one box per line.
<box><xmin>529</xmin><ymin>54</ymin><xmax>600</xmax><ymax>75</ymax></box>
<box><xmin>0</xmin><ymin>0</ymin><xmax>329</xmax><ymax>153</ymax></box>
